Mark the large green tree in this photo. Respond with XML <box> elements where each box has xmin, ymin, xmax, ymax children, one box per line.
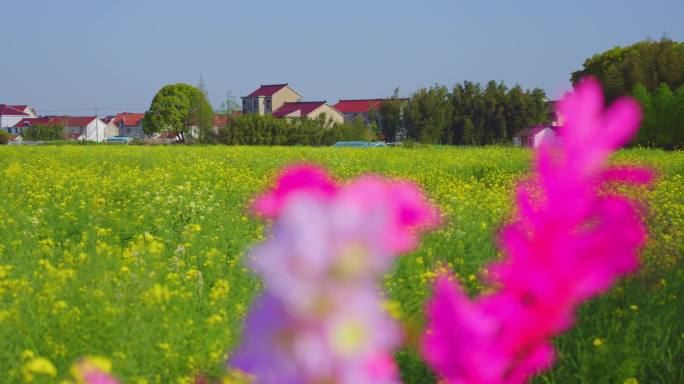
<box><xmin>377</xmin><ymin>88</ymin><xmax>405</xmax><ymax>142</ymax></box>
<box><xmin>632</xmin><ymin>83</ymin><xmax>684</xmax><ymax>149</ymax></box>
<box><xmin>572</xmin><ymin>38</ymin><xmax>684</xmax><ymax>102</ymax></box>
<box><xmin>143</xmin><ymin>83</ymin><xmax>213</xmax><ymax>142</ymax></box>
<box><xmin>404</xmin><ymin>85</ymin><xmax>454</xmax><ymax>144</ymax></box>
<box><xmin>450</xmin><ymin>81</ymin><xmax>547</xmax><ymax>145</ymax></box>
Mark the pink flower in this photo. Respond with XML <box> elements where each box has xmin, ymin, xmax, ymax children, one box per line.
<box><xmin>232</xmin><ymin>165</ymin><xmax>439</xmax><ymax>383</ymax></box>
<box><xmin>421</xmin><ymin>78</ymin><xmax>652</xmax><ymax>383</ymax></box>
<box><xmin>83</xmin><ymin>371</ymin><xmax>119</xmax><ymax>384</ymax></box>
<box><xmin>253</xmin><ymin>164</ymin><xmax>338</xmax><ymax>219</ymax></box>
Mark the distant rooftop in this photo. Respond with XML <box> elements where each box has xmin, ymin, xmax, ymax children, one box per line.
<box><xmin>272</xmin><ymin>101</ymin><xmax>326</xmax><ymax>118</ymax></box>
<box><xmin>246</xmin><ymin>83</ymin><xmax>290</xmax><ymax>97</ymax></box>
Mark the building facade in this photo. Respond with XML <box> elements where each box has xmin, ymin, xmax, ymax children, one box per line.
<box><xmin>272</xmin><ymin>101</ymin><xmax>345</xmax><ymax>125</ymax></box>
<box><xmin>111</xmin><ymin>112</ymin><xmax>145</xmax><ymax>138</ymax></box>
<box><xmin>242</xmin><ymin>84</ymin><xmax>301</xmax><ymax>115</ymax></box>
<box><xmin>14</xmin><ymin>116</ymin><xmax>109</xmax><ymax>142</ymax></box>
<box><xmin>1</xmin><ymin>104</ymin><xmax>37</xmax><ymax>134</ymax></box>
<box><xmin>333</xmin><ymin>99</ymin><xmax>384</xmax><ymax>125</ymax></box>
<box><xmin>513</xmin><ymin>125</ymin><xmax>560</xmax><ymax>148</ymax></box>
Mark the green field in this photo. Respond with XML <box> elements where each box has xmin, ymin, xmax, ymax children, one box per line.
<box><xmin>0</xmin><ymin>146</ymin><xmax>682</xmax><ymax>383</ymax></box>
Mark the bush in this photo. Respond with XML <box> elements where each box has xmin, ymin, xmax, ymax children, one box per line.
<box><xmin>0</xmin><ymin>130</ymin><xmax>9</xmax><ymax>144</ymax></box>
<box><xmin>22</xmin><ymin>124</ymin><xmax>66</xmax><ymax>141</ymax></box>
<box><xmin>216</xmin><ymin>113</ymin><xmax>363</xmax><ymax>146</ymax></box>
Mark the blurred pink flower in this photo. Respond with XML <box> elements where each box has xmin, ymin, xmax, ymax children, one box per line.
<box><xmin>421</xmin><ymin>78</ymin><xmax>652</xmax><ymax>383</ymax></box>
<box><xmin>232</xmin><ymin>165</ymin><xmax>439</xmax><ymax>383</ymax></box>
<box><xmin>83</xmin><ymin>371</ymin><xmax>119</xmax><ymax>384</ymax></box>
<box><xmin>253</xmin><ymin>164</ymin><xmax>338</xmax><ymax>218</ymax></box>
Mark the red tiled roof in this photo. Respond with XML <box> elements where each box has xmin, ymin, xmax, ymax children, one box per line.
<box><xmin>272</xmin><ymin>101</ymin><xmax>326</xmax><ymax>118</ymax></box>
<box><xmin>0</xmin><ymin>104</ymin><xmax>29</xmax><ymax>116</ymax></box>
<box><xmin>14</xmin><ymin>117</ymin><xmax>52</xmax><ymax>127</ymax></box>
<box><xmin>213</xmin><ymin>115</ymin><xmax>228</xmax><ymax>127</ymax></box>
<box><xmin>247</xmin><ymin>84</ymin><xmax>289</xmax><ymax>97</ymax></box>
<box><xmin>212</xmin><ymin>111</ymin><xmax>241</xmax><ymax>127</ymax></box>
<box><xmin>14</xmin><ymin>116</ymin><xmax>95</xmax><ymax>128</ymax></box>
<box><xmin>111</xmin><ymin>112</ymin><xmax>144</xmax><ymax>127</ymax></box>
<box><xmin>333</xmin><ymin>99</ymin><xmax>384</xmax><ymax>114</ymax></box>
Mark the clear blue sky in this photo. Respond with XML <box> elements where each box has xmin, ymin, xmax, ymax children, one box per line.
<box><xmin>2</xmin><ymin>0</ymin><xmax>682</xmax><ymax>115</ymax></box>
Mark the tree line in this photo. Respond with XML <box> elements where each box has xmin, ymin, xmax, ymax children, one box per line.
<box><xmin>210</xmin><ymin>114</ymin><xmax>373</xmax><ymax>145</ymax></box>
<box><xmin>375</xmin><ymin>82</ymin><xmax>549</xmax><ymax>145</ymax></box>
<box><xmin>572</xmin><ymin>38</ymin><xmax>684</xmax><ymax>148</ymax></box>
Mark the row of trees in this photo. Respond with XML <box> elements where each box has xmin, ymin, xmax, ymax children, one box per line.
<box><xmin>572</xmin><ymin>38</ymin><xmax>684</xmax><ymax>148</ymax></box>
<box><xmin>212</xmin><ymin>114</ymin><xmax>373</xmax><ymax>146</ymax></box>
<box><xmin>375</xmin><ymin>82</ymin><xmax>548</xmax><ymax>144</ymax></box>
<box><xmin>572</xmin><ymin>38</ymin><xmax>684</xmax><ymax>103</ymax></box>
<box><xmin>633</xmin><ymin>83</ymin><xmax>684</xmax><ymax>149</ymax></box>
<box><xmin>22</xmin><ymin>124</ymin><xmax>66</xmax><ymax>141</ymax></box>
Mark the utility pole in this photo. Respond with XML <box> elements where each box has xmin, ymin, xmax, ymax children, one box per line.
<box><xmin>226</xmin><ymin>90</ymin><xmax>231</xmax><ymax>115</ymax></box>
<box><xmin>95</xmin><ymin>107</ymin><xmax>99</xmax><ymax>142</ymax></box>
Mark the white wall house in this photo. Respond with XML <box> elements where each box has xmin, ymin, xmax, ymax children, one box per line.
<box><xmin>15</xmin><ymin>116</ymin><xmax>108</xmax><ymax>142</ymax></box>
<box><xmin>513</xmin><ymin>125</ymin><xmax>560</xmax><ymax>148</ymax></box>
<box><xmin>65</xmin><ymin>117</ymin><xmax>108</xmax><ymax>142</ymax></box>
<box><xmin>1</xmin><ymin>104</ymin><xmax>37</xmax><ymax>134</ymax></box>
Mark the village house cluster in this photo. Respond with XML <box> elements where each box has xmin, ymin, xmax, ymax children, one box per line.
<box><xmin>2</xmin><ymin>83</ymin><xmax>560</xmax><ymax>146</ymax></box>
<box><xmin>1</xmin><ymin>83</ymin><xmax>392</xmax><ymax>143</ymax></box>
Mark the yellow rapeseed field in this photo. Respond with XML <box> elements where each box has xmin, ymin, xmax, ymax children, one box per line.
<box><xmin>0</xmin><ymin>146</ymin><xmax>682</xmax><ymax>383</ymax></box>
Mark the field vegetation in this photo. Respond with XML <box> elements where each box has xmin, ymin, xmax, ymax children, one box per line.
<box><xmin>0</xmin><ymin>146</ymin><xmax>682</xmax><ymax>383</ymax></box>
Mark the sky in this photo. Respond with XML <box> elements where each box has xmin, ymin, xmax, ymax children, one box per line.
<box><xmin>1</xmin><ymin>0</ymin><xmax>682</xmax><ymax>115</ymax></box>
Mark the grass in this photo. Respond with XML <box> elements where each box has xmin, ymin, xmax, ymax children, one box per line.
<box><xmin>0</xmin><ymin>145</ymin><xmax>682</xmax><ymax>383</ymax></box>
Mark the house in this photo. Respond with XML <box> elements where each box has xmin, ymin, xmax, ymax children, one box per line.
<box><xmin>513</xmin><ymin>125</ymin><xmax>561</xmax><ymax>148</ymax></box>
<box><xmin>15</xmin><ymin>116</ymin><xmax>108</xmax><ymax>142</ymax></box>
<box><xmin>333</xmin><ymin>99</ymin><xmax>384</xmax><ymax>125</ymax></box>
<box><xmin>242</xmin><ymin>83</ymin><xmax>301</xmax><ymax>115</ymax></box>
<box><xmin>111</xmin><ymin>112</ymin><xmax>145</xmax><ymax>138</ymax></box>
<box><xmin>1</xmin><ymin>104</ymin><xmax>37</xmax><ymax>134</ymax></box>
<box><xmin>272</xmin><ymin>101</ymin><xmax>345</xmax><ymax>125</ymax></box>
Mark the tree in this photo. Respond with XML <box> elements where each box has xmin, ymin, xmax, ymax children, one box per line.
<box><xmin>632</xmin><ymin>83</ymin><xmax>684</xmax><ymax>149</ymax></box>
<box><xmin>631</xmin><ymin>84</ymin><xmax>654</xmax><ymax>145</ymax></box>
<box><xmin>462</xmin><ymin>117</ymin><xmax>476</xmax><ymax>145</ymax></box>
<box><xmin>404</xmin><ymin>85</ymin><xmax>453</xmax><ymax>144</ymax></box>
<box><xmin>572</xmin><ymin>38</ymin><xmax>684</xmax><ymax>102</ymax></box>
<box><xmin>143</xmin><ymin>83</ymin><xmax>213</xmax><ymax>143</ymax></box>
<box><xmin>378</xmin><ymin>88</ymin><xmax>404</xmax><ymax>142</ymax></box>
<box><xmin>0</xmin><ymin>130</ymin><xmax>9</xmax><ymax>145</ymax></box>
<box><xmin>22</xmin><ymin>124</ymin><xmax>66</xmax><ymax>141</ymax></box>
<box><xmin>449</xmin><ymin>81</ymin><xmax>547</xmax><ymax>145</ymax></box>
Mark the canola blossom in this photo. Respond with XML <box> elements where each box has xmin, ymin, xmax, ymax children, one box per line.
<box><xmin>1</xmin><ymin>110</ymin><xmax>682</xmax><ymax>382</ymax></box>
<box><xmin>421</xmin><ymin>78</ymin><xmax>653</xmax><ymax>383</ymax></box>
<box><xmin>230</xmin><ymin>165</ymin><xmax>439</xmax><ymax>383</ymax></box>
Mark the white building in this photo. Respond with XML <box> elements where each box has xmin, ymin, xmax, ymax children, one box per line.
<box><xmin>14</xmin><ymin>116</ymin><xmax>108</xmax><ymax>142</ymax></box>
<box><xmin>513</xmin><ymin>125</ymin><xmax>560</xmax><ymax>148</ymax></box>
<box><xmin>1</xmin><ymin>104</ymin><xmax>37</xmax><ymax>134</ymax></box>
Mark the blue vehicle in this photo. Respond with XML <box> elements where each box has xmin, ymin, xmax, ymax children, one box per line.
<box><xmin>332</xmin><ymin>141</ymin><xmax>388</xmax><ymax>148</ymax></box>
<box><xmin>106</xmin><ymin>136</ymin><xmax>133</xmax><ymax>144</ymax></box>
